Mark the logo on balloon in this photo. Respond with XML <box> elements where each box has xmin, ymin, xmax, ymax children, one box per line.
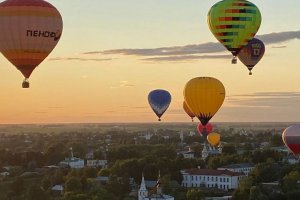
<box><xmin>26</xmin><ymin>29</ymin><xmax>62</xmax><ymax>41</ymax></box>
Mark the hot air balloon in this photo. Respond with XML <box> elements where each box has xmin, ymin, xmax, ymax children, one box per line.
<box><xmin>197</xmin><ymin>123</ymin><xmax>213</xmax><ymax>137</ymax></box>
<box><xmin>183</xmin><ymin>101</ymin><xmax>195</xmax><ymax>122</ymax></box>
<box><xmin>238</xmin><ymin>38</ymin><xmax>265</xmax><ymax>75</ymax></box>
<box><xmin>148</xmin><ymin>89</ymin><xmax>171</xmax><ymax>121</ymax></box>
<box><xmin>282</xmin><ymin>125</ymin><xmax>300</xmax><ymax>155</ymax></box>
<box><xmin>208</xmin><ymin>0</ymin><xmax>262</xmax><ymax>64</ymax></box>
<box><xmin>184</xmin><ymin>77</ymin><xmax>225</xmax><ymax>126</ymax></box>
<box><xmin>207</xmin><ymin>133</ymin><xmax>221</xmax><ymax>147</ymax></box>
<box><xmin>0</xmin><ymin>0</ymin><xmax>63</xmax><ymax>88</ymax></box>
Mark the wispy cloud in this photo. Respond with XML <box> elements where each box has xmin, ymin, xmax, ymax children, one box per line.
<box><xmin>83</xmin><ymin>31</ymin><xmax>300</xmax><ymax>57</ymax></box>
<box><xmin>142</xmin><ymin>54</ymin><xmax>231</xmax><ymax>62</ymax></box>
<box><xmin>49</xmin><ymin>57</ymin><xmax>113</xmax><ymax>62</ymax></box>
<box><xmin>50</xmin><ymin>30</ymin><xmax>300</xmax><ymax>63</ymax></box>
<box><xmin>110</xmin><ymin>81</ymin><xmax>135</xmax><ymax>89</ymax></box>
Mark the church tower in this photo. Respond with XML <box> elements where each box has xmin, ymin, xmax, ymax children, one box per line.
<box><xmin>138</xmin><ymin>174</ymin><xmax>148</xmax><ymax>200</ymax></box>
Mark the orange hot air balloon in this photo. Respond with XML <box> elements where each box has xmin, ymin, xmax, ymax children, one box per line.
<box><xmin>183</xmin><ymin>101</ymin><xmax>195</xmax><ymax>122</ymax></box>
<box><xmin>207</xmin><ymin>133</ymin><xmax>221</xmax><ymax>147</ymax></box>
<box><xmin>0</xmin><ymin>0</ymin><xmax>63</xmax><ymax>88</ymax></box>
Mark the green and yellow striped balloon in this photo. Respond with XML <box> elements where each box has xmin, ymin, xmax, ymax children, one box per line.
<box><xmin>208</xmin><ymin>0</ymin><xmax>261</xmax><ymax>63</ymax></box>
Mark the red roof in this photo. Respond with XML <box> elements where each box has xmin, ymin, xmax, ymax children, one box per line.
<box><xmin>0</xmin><ymin>0</ymin><xmax>55</xmax><ymax>8</ymax></box>
<box><xmin>183</xmin><ymin>169</ymin><xmax>243</xmax><ymax>176</ymax></box>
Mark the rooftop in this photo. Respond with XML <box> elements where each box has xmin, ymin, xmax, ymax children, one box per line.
<box><xmin>182</xmin><ymin>169</ymin><xmax>243</xmax><ymax>176</ymax></box>
<box><xmin>219</xmin><ymin>163</ymin><xmax>255</xmax><ymax>169</ymax></box>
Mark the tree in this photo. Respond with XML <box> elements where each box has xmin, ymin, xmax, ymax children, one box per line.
<box><xmin>11</xmin><ymin>177</ymin><xmax>25</xmax><ymax>196</ymax></box>
<box><xmin>26</xmin><ymin>184</ymin><xmax>50</xmax><ymax>200</ymax></box>
<box><xmin>41</xmin><ymin>176</ymin><xmax>52</xmax><ymax>191</ymax></box>
<box><xmin>65</xmin><ymin>177</ymin><xmax>82</xmax><ymax>193</ymax></box>
<box><xmin>186</xmin><ymin>189</ymin><xmax>204</xmax><ymax>200</ymax></box>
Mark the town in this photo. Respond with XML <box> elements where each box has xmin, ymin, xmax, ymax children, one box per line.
<box><xmin>0</xmin><ymin>123</ymin><xmax>299</xmax><ymax>200</ymax></box>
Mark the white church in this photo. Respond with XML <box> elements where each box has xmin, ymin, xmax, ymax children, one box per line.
<box><xmin>138</xmin><ymin>173</ymin><xmax>174</xmax><ymax>200</ymax></box>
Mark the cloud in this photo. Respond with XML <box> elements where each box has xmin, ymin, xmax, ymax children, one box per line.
<box><xmin>142</xmin><ymin>54</ymin><xmax>231</xmax><ymax>62</ymax></box>
<box><xmin>51</xmin><ymin>30</ymin><xmax>300</xmax><ymax>63</ymax></box>
<box><xmin>49</xmin><ymin>57</ymin><xmax>113</xmax><ymax>62</ymax></box>
<box><xmin>83</xmin><ymin>30</ymin><xmax>300</xmax><ymax>58</ymax></box>
<box><xmin>271</xmin><ymin>46</ymin><xmax>287</xmax><ymax>49</ymax></box>
<box><xmin>225</xmin><ymin>92</ymin><xmax>300</xmax><ymax>108</ymax></box>
<box><xmin>256</xmin><ymin>30</ymin><xmax>300</xmax><ymax>45</ymax></box>
<box><xmin>47</xmin><ymin>106</ymin><xmax>64</xmax><ymax>109</ymax></box>
<box><xmin>110</xmin><ymin>81</ymin><xmax>135</xmax><ymax>89</ymax></box>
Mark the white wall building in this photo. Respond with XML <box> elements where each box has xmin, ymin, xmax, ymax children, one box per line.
<box><xmin>59</xmin><ymin>147</ymin><xmax>84</xmax><ymax>169</ymax></box>
<box><xmin>86</xmin><ymin>160</ymin><xmax>108</xmax><ymax>168</ymax></box>
<box><xmin>218</xmin><ymin>163</ymin><xmax>255</xmax><ymax>176</ymax></box>
<box><xmin>138</xmin><ymin>173</ymin><xmax>174</xmax><ymax>200</ymax></box>
<box><xmin>202</xmin><ymin>143</ymin><xmax>222</xmax><ymax>160</ymax></box>
<box><xmin>181</xmin><ymin>169</ymin><xmax>244</xmax><ymax>191</ymax></box>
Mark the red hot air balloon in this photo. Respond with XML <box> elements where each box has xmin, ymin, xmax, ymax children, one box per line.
<box><xmin>197</xmin><ymin>123</ymin><xmax>213</xmax><ymax>137</ymax></box>
<box><xmin>238</xmin><ymin>38</ymin><xmax>265</xmax><ymax>75</ymax></box>
<box><xmin>183</xmin><ymin>101</ymin><xmax>195</xmax><ymax>122</ymax></box>
<box><xmin>0</xmin><ymin>0</ymin><xmax>63</xmax><ymax>88</ymax></box>
<box><xmin>282</xmin><ymin>125</ymin><xmax>300</xmax><ymax>155</ymax></box>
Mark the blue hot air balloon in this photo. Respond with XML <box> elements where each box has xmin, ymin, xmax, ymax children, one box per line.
<box><xmin>148</xmin><ymin>89</ymin><xmax>171</xmax><ymax>121</ymax></box>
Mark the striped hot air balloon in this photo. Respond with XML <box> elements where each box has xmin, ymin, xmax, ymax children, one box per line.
<box><xmin>282</xmin><ymin>125</ymin><xmax>300</xmax><ymax>155</ymax></box>
<box><xmin>0</xmin><ymin>0</ymin><xmax>63</xmax><ymax>88</ymax></box>
<box><xmin>208</xmin><ymin>0</ymin><xmax>262</xmax><ymax>64</ymax></box>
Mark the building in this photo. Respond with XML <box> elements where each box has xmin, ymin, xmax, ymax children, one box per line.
<box><xmin>86</xmin><ymin>160</ymin><xmax>108</xmax><ymax>168</ymax></box>
<box><xmin>59</xmin><ymin>148</ymin><xmax>84</xmax><ymax>169</ymax></box>
<box><xmin>202</xmin><ymin>143</ymin><xmax>222</xmax><ymax>159</ymax></box>
<box><xmin>177</xmin><ymin>147</ymin><xmax>195</xmax><ymax>159</ymax></box>
<box><xmin>138</xmin><ymin>173</ymin><xmax>174</xmax><ymax>200</ymax></box>
<box><xmin>181</xmin><ymin>169</ymin><xmax>245</xmax><ymax>190</ymax></box>
<box><xmin>218</xmin><ymin>163</ymin><xmax>255</xmax><ymax>176</ymax></box>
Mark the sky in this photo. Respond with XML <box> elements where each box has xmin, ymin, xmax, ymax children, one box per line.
<box><xmin>0</xmin><ymin>0</ymin><xmax>300</xmax><ymax>124</ymax></box>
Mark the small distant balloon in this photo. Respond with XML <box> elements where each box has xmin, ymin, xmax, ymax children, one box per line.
<box><xmin>207</xmin><ymin>133</ymin><xmax>221</xmax><ymax>147</ymax></box>
<box><xmin>238</xmin><ymin>38</ymin><xmax>265</xmax><ymax>75</ymax></box>
<box><xmin>197</xmin><ymin>123</ymin><xmax>213</xmax><ymax>137</ymax></box>
<box><xmin>282</xmin><ymin>125</ymin><xmax>300</xmax><ymax>155</ymax></box>
<box><xmin>183</xmin><ymin>101</ymin><xmax>195</xmax><ymax>122</ymax></box>
<box><xmin>148</xmin><ymin>89</ymin><xmax>171</xmax><ymax>121</ymax></box>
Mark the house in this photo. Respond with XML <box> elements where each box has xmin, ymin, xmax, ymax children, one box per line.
<box><xmin>59</xmin><ymin>148</ymin><xmax>84</xmax><ymax>169</ymax></box>
<box><xmin>217</xmin><ymin>163</ymin><xmax>255</xmax><ymax>176</ymax></box>
<box><xmin>181</xmin><ymin>168</ymin><xmax>245</xmax><ymax>191</ymax></box>
<box><xmin>138</xmin><ymin>173</ymin><xmax>174</xmax><ymax>200</ymax></box>
<box><xmin>283</xmin><ymin>154</ymin><xmax>299</xmax><ymax>164</ymax></box>
<box><xmin>202</xmin><ymin>143</ymin><xmax>222</xmax><ymax>159</ymax></box>
<box><xmin>86</xmin><ymin>160</ymin><xmax>108</xmax><ymax>168</ymax></box>
<box><xmin>177</xmin><ymin>147</ymin><xmax>195</xmax><ymax>159</ymax></box>
<box><xmin>52</xmin><ymin>185</ymin><xmax>64</xmax><ymax>195</ymax></box>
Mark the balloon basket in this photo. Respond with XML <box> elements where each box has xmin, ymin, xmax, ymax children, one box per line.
<box><xmin>22</xmin><ymin>80</ymin><xmax>30</xmax><ymax>88</ymax></box>
<box><xmin>232</xmin><ymin>57</ymin><xmax>237</xmax><ymax>64</ymax></box>
<box><xmin>249</xmin><ymin>71</ymin><xmax>252</xmax><ymax>75</ymax></box>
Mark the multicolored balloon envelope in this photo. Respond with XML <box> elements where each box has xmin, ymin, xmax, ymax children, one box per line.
<box><xmin>207</xmin><ymin>133</ymin><xmax>221</xmax><ymax>147</ymax></box>
<box><xmin>183</xmin><ymin>101</ymin><xmax>195</xmax><ymax>122</ymax></box>
<box><xmin>0</xmin><ymin>0</ymin><xmax>63</xmax><ymax>88</ymax></box>
<box><xmin>208</xmin><ymin>0</ymin><xmax>261</xmax><ymax>64</ymax></box>
<box><xmin>183</xmin><ymin>77</ymin><xmax>225</xmax><ymax>126</ymax></box>
<box><xmin>238</xmin><ymin>38</ymin><xmax>265</xmax><ymax>75</ymax></box>
<box><xmin>148</xmin><ymin>89</ymin><xmax>171</xmax><ymax>121</ymax></box>
<box><xmin>282</xmin><ymin>125</ymin><xmax>300</xmax><ymax>155</ymax></box>
<box><xmin>197</xmin><ymin>123</ymin><xmax>213</xmax><ymax>137</ymax></box>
